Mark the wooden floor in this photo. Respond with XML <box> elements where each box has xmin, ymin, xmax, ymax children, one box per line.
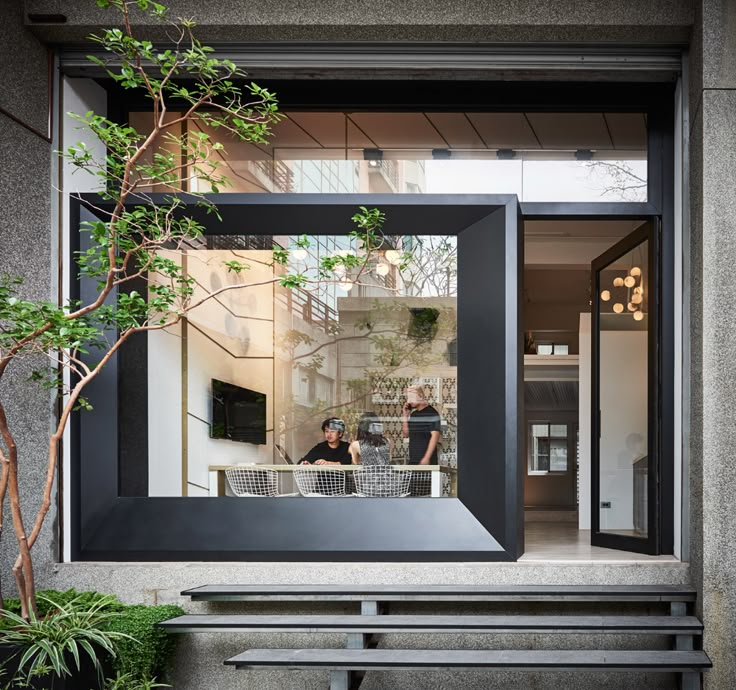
<box><xmin>520</xmin><ymin>521</ymin><xmax>678</xmax><ymax>562</ymax></box>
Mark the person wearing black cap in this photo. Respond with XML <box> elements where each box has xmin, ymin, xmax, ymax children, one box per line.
<box><xmin>298</xmin><ymin>418</ymin><xmax>352</xmax><ymax>465</ymax></box>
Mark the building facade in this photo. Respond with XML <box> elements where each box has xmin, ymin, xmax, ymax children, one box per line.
<box><xmin>1</xmin><ymin>0</ymin><xmax>735</xmax><ymax>687</ymax></box>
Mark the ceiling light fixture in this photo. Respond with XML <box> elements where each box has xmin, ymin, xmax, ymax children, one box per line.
<box><xmin>603</xmin><ymin>258</ymin><xmax>646</xmax><ymax>321</ymax></box>
<box><xmin>363</xmin><ymin>148</ymin><xmax>383</xmax><ymax>167</ymax></box>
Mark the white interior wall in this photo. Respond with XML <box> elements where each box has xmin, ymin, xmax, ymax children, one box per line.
<box><xmin>578</xmin><ymin>314</ymin><xmax>591</xmax><ymax>530</ymax></box>
<box><xmin>599</xmin><ymin>329</ymin><xmax>648</xmax><ymax>530</ymax></box>
<box><xmin>186</xmin><ymin>327</ymin><xmax>274</xmax><ymax>494</ymax></box>
<box><xmin>146</xmin><ymin>250</ymin><xmax>277</xmax><ymax>495</ymax></box>
<box><xmin>579</xmin><ymin>317</ymin><xmax>648</xmax><ymax>531</ymax></box>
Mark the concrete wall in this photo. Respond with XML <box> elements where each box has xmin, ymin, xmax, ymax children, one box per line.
<box><xmin>0</xmin><ymin>0</ymin><xmax>56</xmax><ymax>592</ymax></box>
<box><xmin>10</xmin><ymin>0</ymin><xmax>736</xmax><ymax>687</ymax></box>
<box><xmin>692</xmin><ymin>2</ymin><xmax>736</xmax><ymax>688</ymax></box>
<box><xmin>25</xmin><ymin>0</ymin><xmax>694</xmax><ymax>44</ymax></box>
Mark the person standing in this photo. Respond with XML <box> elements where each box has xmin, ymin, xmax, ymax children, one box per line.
<box><xmin>402</xmin><ymin>385</ymin><xmax>442</xmax><ymax>496</ymax></box>
<box><xmin>402</xmin><ymin>385</ymin><xmax>442</xmax><ymax>465</ymax></box>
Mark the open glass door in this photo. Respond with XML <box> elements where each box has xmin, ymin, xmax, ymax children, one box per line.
<box><xmin>591</xmin><ymin>221</ymin><xmax>660</xmax><ymax>554</ymax></box>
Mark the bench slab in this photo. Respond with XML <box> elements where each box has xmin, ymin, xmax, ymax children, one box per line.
<box><xmin>183</xmin><ymin>584</ymin><xmax>696</xmax><ymax>602</ymax></box>
<box><xmin>225</xmin><ymin>648</ymin><xmax>712</xmax><ymax>672</ymax></box>
<box><xmin>160</xmin><ymin>613</ymin><xmax>703</xmax><ymax>634</ymax></box>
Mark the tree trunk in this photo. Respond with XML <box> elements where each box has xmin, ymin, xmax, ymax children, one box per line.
<box><xmin>0</xmin><ymin>400</ymin><xmax>36</xmax><ymax>618</ymax></box>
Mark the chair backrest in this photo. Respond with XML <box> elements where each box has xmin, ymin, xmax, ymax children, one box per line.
<box><xmin>225</xmin><ymin>467</ymin><xmax>279</xmax><ymax>497</ymax></box>
<box><xmin>354</xmin><ymin>466</ymin><xmax>411</xmax><ymax>497</ymax></box>
<box><xmin>294</xmin><ymin>468</ymin><xmax>346</xmax><ymax>496</ymax></box>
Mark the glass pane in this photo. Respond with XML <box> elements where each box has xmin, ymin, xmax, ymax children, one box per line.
<box><xmin>549</xmin><ymin>440</ymin><xmax>568</xmax><ymax>472</ymax></box>
<box><xmin>130</xmin><ymin>111</ymin><xmax>647</xmax><ymax>202</ymax></box>
<box><xmin>597</xmin><ymin>239</ymin><xmax>649</xmax><ymax>537</ymax></box>
<box><xmin>139</xmin><ymin>234</ymin><xmax>457</xmax><ymax>499</ymax></box>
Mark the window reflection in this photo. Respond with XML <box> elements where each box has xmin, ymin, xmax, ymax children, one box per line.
<box><xmin>129</xmin><ymin>111</ymin><xmax>648</xmax><ymax>202</ymax></box>
<box><xmin>145</xmin><ymin>235</ymin><xmax>458</xmax><ymax>499</ymax></box>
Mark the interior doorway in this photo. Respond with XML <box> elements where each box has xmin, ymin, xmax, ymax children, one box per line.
<box><xmin>520</xmin><ymin>218</ymin><xmax>671</xmax><ymax>561</ymax></box>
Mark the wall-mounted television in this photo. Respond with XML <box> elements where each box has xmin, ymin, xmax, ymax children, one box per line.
<box><xmin>210</xmin><ymin>379</ymin><xmax>267</xmax><ymax>444</ymax></box>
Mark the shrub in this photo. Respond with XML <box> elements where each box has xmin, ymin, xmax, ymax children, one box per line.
<box><xmin>105</xmin><ymin>604</ymin><xmax>185</xmax><ymax>682</ymax></box>
<box><xmin>0</xmin><ymin>591</ymin><xmax>184</xmax><ymax>684</ymax></box>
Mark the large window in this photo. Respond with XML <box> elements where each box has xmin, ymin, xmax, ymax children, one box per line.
<box><xmin>130</xmin><ymin>110</ymin><xmax>648</xmax><ymax>202</ymax></box>
<box><xmin>528</xmin><ymin>423</ymin><xmax>572</xmax><ymax>474</ymax></box>
<box><xmin>141</xmin><ymin>233</ymin><xmax>457</xmax><ymax>499</ymax></box>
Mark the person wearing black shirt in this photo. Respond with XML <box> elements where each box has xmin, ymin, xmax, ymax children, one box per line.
<box><xmin>402</xmin><ymin>385</ymin><xmax>442</xmax><ymax>465</ymax></box>
<box><xmin>299</xmin><ymin>418</ymin><xmax>351</xmax><ymax>465</ymax></box>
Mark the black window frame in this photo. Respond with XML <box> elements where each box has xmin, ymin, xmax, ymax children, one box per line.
<box><xmin>67</xmin><ymin>78</ymin><xmax>676</xmax><ymax>561</ymax></box>
<box><xmin>71</xmin><ymin>193</ymin><xmax>524</xmax><ymax>561</ymax></box>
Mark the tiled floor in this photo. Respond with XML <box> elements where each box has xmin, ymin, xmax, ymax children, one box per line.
<box><xmin>520</xmin><ymin>521</ymin><xmax>679</xmax><ymax>562</ymax></box>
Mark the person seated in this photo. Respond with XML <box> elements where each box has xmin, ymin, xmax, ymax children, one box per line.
<box><xmin>299</xmin><ymin>418</ymin><xmax>351</xmax><ymax>465</ymax></box>
<box><xmin>349</xmin><ymin>412</ymin><xmax>391</xmax><ymax>465</ymax></box>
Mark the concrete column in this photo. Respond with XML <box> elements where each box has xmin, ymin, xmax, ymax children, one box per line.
<box><xmin>695</xmin><ymin>1</ymin><xmax>736</xmax><ymax>687</ymax></box>
<box><xmin>0</xmin><ymin>0</ymin><xmax>56</xmax><ymax>590</ymax></box>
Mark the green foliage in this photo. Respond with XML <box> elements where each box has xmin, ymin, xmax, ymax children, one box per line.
<box><xmin>0</xmin><ymin>594</ymin><xmax>129</xmax><ymax>686</ymax></box>
<box><xmin>0</xmin><ymin>592</ymin><xmax>183</xmax><ymax>687</ymax></box>
<box><xmin>0</xmin><ymin>589</ymin><xmax>125</xmax><ymax>630</ymax></box>
<box><xmin>104</xmin><ymin>604</ymin><xmax>184</xmax><ymax>682</ymax></box>
<box><xmin>105</xmin><ymin>671</ymin><xmax>170</xmax><ymax>690</ymax></box>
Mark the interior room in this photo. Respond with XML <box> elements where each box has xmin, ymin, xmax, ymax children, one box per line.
<box><xmin>142</xmin><ymin>234</ymin><xmax>458</xmax><ymax>500</ymax></box>
<box><xmin>521</xmin><ymin>219</ymin><xmax>673</xmax><ymax>561</ymax></box>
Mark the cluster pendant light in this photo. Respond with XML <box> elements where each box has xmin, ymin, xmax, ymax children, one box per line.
<box><xmin>601</xmin><ymin>265</ymin><xmax>645</xmax><ymax>321</ymax></box>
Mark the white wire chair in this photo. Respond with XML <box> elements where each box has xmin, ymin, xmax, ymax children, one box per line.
<box><xmin>409</xmin><ymin>471</ymin><xmax>433</xmax><ymax>497</ymax></box>
<box><xmin>225</xmin><ymin>467</ymin><xmax>297</xmax><ymax>497</ymax></box>
<box><xmin>293</xmin><ymin>467</ymin><xmax>348</xmax><ymax>497</ymax></box>
<box><xmin>353</xmin><ymin>466</ymin><xmax>411</xmax><ymax>498</ymax></box>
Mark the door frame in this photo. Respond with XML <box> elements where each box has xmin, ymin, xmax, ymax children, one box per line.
<box><xmin>590</xmin><ymin>220</ymin><xmax>662</xmax><ymax>554</ymax></box>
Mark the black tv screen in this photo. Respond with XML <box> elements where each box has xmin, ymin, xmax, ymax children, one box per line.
<box><xmin>210</xmin><ymin>379</ymin><xmax>267</xmax><ymax>444</ymax></box>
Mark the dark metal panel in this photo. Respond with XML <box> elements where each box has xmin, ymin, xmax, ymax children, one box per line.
<box><xmin>507</xmin><ymin>200</ymin><xmax>524</xmax><ymax>557</ymax></box>
<box><xmin>117</xmin><ymin>276</ymin><xmax>148</xmax><ymax>496</ymax></box>
<box><xmin>72</xmin><ymin>195</ymin><xmax>520</xmax><ymax>561</ymax></box>
<box><xmin>98</xmin><ymin>79</ymin><xmax>678</xmax><ymax>114</ymax></box>
<box><xmin>76</xmin><ymin>206</ymin><xmax>120</xmax><ymax>543</ymax></box>
<box><xmin>79</xmin><ymin>192</ymin><xmax>505</xmax><ymax>237</ymax></box>
<box><xmin>521</xmin><ymin>202</ymin><xmax>659</xmax><ymax>218</ymax></box>
<box><xmin>80</xmin><ymin>497</ymin><xmax>505</xmax><ymax>559</ymax></box>
<box><xmin>456</xmin><ymin>203</ymin><xmax>522</xmax><ymax>557</ymax></box>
